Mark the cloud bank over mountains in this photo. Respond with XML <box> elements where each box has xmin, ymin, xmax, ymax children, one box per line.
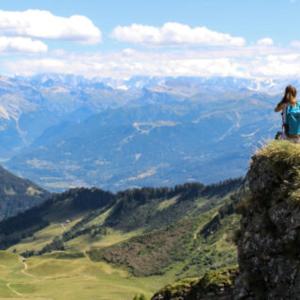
<box><xmin>1</xmin><ymin>9</ymin><xmax>300</xmax><ymax>79</ymax></box>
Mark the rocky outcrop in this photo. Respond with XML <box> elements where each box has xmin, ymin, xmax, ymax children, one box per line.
<box><xmin>234</xmin><ymin>141</ymin><xmax>300</xmax><ymax>299</ymax></box>
<box><xmin>152</xmin><ymin>268</ymin><xmax>238</xmax><ymax>300</ymax></box>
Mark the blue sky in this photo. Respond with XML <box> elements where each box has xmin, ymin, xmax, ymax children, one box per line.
<box><xmin>0</xmin><ymin>0</ymin><xmax>300</xmax><ymax>78</ymax></box>
<box><xmin>1</xmin><ymin>0</ymin><xmax>300</xmax><ymax>45</ymax></box>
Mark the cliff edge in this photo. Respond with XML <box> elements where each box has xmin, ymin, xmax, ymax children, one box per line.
<box><xmin>235</xmin><ymin>140</ymin><xmax>300</xmax><ymax>299</ymax></box>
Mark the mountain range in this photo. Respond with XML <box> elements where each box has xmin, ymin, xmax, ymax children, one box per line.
<box><xmin>0</xmin><ymin>74</ymin><xmax>286</xmax><ymax>191</ymax></box>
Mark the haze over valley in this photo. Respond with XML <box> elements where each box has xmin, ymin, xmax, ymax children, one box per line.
<box><xmin>0</xmin><ymin>74</ymin><xmax>284</xmax><ymax>191</ymax></box>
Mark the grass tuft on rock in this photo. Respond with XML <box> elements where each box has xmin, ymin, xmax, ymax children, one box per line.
<box><xmin>257</xmin><ymin>140</ymin><xmax>300</xmax><ymax>166</ymax></box>
<box><xmin>248</xmin><ymin>140</ymin><xmax>300</xmax><ymax>205</ymax></box>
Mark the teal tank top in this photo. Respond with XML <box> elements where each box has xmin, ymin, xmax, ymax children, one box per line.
<box><xmin>286</xmin><ymin>102</ymin><xmax>300</xmax><ymax>135</ymax></box>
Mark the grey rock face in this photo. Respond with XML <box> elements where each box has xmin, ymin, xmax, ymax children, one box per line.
<box><xmin>234</xmin><ymin>141</ymin><xmax>300</xmax><ymax>300</ymax></box>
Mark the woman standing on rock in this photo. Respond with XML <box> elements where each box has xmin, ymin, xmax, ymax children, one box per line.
<box><xmin>275</xmin><ymin>85</ymin><xmax>300</xmax><ymax>143</ymax></box>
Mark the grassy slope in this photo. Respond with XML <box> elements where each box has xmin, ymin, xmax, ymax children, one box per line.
<box><xmin>67</xmin><ymin>228</ymin><xmax>143</xmax><ymax>251</ymax></box>
<box><xmin>0</xmin><ymin>180</ymin><xmax>242</xmax><ymax>299</ymax></box>
<box><xmin>8</xmin><ymin>219</ymin><xmax>80</xmax><ymax>253</ymax></box>
<box><xmin>89</xmin><ymin>201</ymin><xmax>238</xmax><ymax>278</ymax></box>
<box><xmin>0</xmin><ymin>251</ymin><xmax>172</xmax><ymax>300</ymax></box>
<box><xmin>0</xmin><ymin>207</ymin><xmax>238</xmax><ymax>300</ymax></box>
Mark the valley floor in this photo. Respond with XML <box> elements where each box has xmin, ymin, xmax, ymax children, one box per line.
<box><xmin>0</xmin><ymin>251</ymin><xmax>171</xmax><ymax>300</ymax></box>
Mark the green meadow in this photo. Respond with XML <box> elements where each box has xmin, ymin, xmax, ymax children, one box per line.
<box><xmin>0</xmin><ymin>251</ymin><xmax>173</xmax><ymax>300</ymax></box>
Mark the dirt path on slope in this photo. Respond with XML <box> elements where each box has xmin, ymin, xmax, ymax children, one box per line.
<box><xmin>20</xmin><ymin>257</ymin><xmax>35</xmax><ymax>278</ymax></box>
<box><xmin>6</xmin><ymin>282</ymin><xmax>23</xmax><ymax>297</ymax></box>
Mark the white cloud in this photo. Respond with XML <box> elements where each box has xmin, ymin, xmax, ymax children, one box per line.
<box><xmin>256</xmin><ymin>38</ymin><xmax>274</xmax><ymax>46</ymax></box>
<box><xmin>0</xmin><ymin>9</ymin><xmax>101</xmax><ymax>44</ymax></box>
<box><xmin>0</xmin><ymin>36</ymin><xmax>47</xmax><ymax>53</ymax></box>
<box><xmin>3</xmin><ymin>35</ymin><xmax>300</xmax><ymax>80</ymax></box>
<box><xmin>0</xmin><ymin>48</ymin><xmax>256</xmax><ymax>79</ymax></box>
<box><xmin>249</xmin><ymin>53</ymin><xmax>300</xmax><ymax>77</ymax></box>
<box><xmin>0</xmin><ymin>53</ymin><xmax>223</xmax><ymax>78</ymax></box>
<box><xmin>4</xmin><ymin>58</ymin><xmax>65</xmax><ymax>75</ymax></box>
<box><xmin>112</xmin><ymin>22</ymin><xmax>246</xmax><ymax>47</ymax></box>
<box><xmin>290</xmin><ymin>40</ymin><xmax>300</xmax><ymax>48</ymax></box>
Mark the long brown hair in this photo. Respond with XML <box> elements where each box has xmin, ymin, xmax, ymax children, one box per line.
<box><xmin>282</xmin><ymin>85</ymin><xmax>297</xmax><ymax>104</ymax></box>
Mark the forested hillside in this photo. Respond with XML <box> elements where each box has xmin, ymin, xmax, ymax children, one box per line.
<box><xmin>0</xmin><ymin>178</ymin><xmax>242</xmax><ymax>282</ymax></box>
